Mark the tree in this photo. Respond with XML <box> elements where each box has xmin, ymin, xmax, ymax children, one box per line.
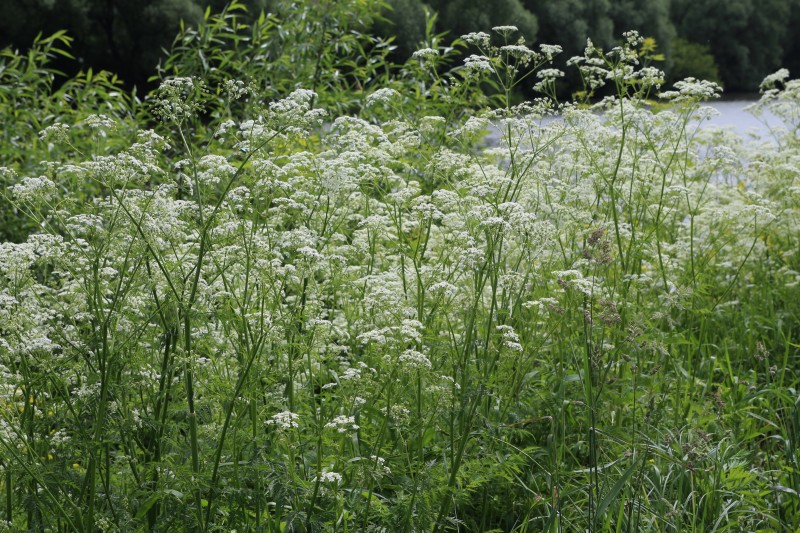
<box><xmin>524</xmin><ymin>0</ymin><xmax>614</xmax><ymax>56</ymax></box>
<box><xmin>428</xmin><ymin>0</ymin><xmax>538</xmax><ymax>43</ymax></box>
<box><xmin>667</xmin><ymin>37</ymin><xmax>721</xmax><ymax>85</ymax></box>
<box><xmin>781</xmin><ymin>0</ymin><xmax>800</xmax><ymax>85</ymax></box>
<box><xmin>609</xmin><ymin>0</ymin><xmax>675</xmax><ymax>69</ymax></box>
<box><xmin>671</xmin><ymin>0</ymin><xmax>790</xmax><ymax>91</ymax></box>
<box><xmin>373</xmin><ymin>0</ymin><xmax>429</xmax><ymax>60</ymax></box>
<box><xmin>0</xmin><ymin>0</ymin><xmax>204</xmax><ymax>90</ymax></box>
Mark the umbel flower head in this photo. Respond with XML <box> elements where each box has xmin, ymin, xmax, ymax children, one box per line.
<box><xmin>150</xmin><ymin>77</ymin><xmax>204</xmax><ymax>122</ymax></box>
<box><xmin>266</xmin><ymin>411</ymin><xmax>300</xmax><ymax>430</ymax></box>
<box><xmin>659</xmin><ymin>78</ymin><xmax>721</xmax><ymax>101</ymax></box>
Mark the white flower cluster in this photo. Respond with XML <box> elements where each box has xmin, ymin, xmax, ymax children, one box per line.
<box><xmin>10</xmin><ymin>176</ymin><xmax>57</xmax><ymax>203</ymax></box>
<box><xmin>3</xmin><ymin>47</ymin><xmax>798</xmax><ymax>525</ymax></box>
<box><xmin>553</xmin><ymin>269</ymin><xmax>595</xmax><ymax>296</ymax></box>
<box><xmin>324</xmin><ymin>415</ymin><xmax>359</xmax><ymax>433</ymax></box>
<box><xmin>317</xmin><ymin>469</ymin><xmax>343</xmax><ymax>484</ymax></box>
<box><xmin>151</xmin><ymin>77</ymin><xmax>202</xmax><ymax>122</ymax></box>
<box><xmin>539</xmin><ymin>44</ymin><xmax>563</xmax><ymax>61</ymax></box>
<box><xmin>537</xmin><ymin>69</ymin><xmax>564</xmax><ymax>80</ymax></box>
<box><xmin>196</xmin><ymin>154</ymin><xmax>236</xmax><ymax>186</ymax></box>
<box><xmin>38</xmin><ymin>122</ymin><xmax>70</xmax><ymax>143</ymax></box>
<box><xmin>369</xmin><ymin>455</ymin><xmax>391</xmax><ymax>476</ymax></box>
<box><xmin>496</xmin><ymin>325</ymin><xmax>523</xmax><ymax>353</ymax></box>
<box><xmin>463</xmin><ymin>54</ymin><xmax>493</xmax><ymax>73</ymax></box>
<box><xmin>397</xmin><ymin>349</ymin><xmax>432</xmax><ymax>370</ymax></box>
<box><xmin>492</xmin><ymin>25</ymin><xmax>519</xmax><ymax>35</ymax></box>
<box><xmin>266</xmin><ymin>411</ymin><xmax>300</xmax><ymax>430</ymax></box>
<box><xmin>567</xmin><ymin>50</ymin><xmax>608</xmax><ymax>91</ymax></box>
<box><xmin>366</xmin><ymin>88</ymin><xmax>400</xmax><ymax>108</ymax></box>
<box><xmin>450</xmin><ymin>115</ymin><xmax>491</xmax><ymax>141</ymax></box>
<box><xmin>268</xmin><ymin>89</ymin><xmax>327</xmax><ymax>136</ymax></box>
<box><xmin>500</xmin><ymin>45</ymin><xmax>537</xmax><ymax>62</ymax></box>
<box><xmin>84</xmin><ymin>114</ymin><xmax>117</xmax><ymax>131</ymax></box>
<box><xmin>461</xmin><ymin>31</ymin><xmax>491</xmax><ymax>48</ymax></box>
<box><xmin>659</xmin><ymin>78</ymin><xmax>722</xmax><ymax>101</ymax></box>
<box><xmin>760</xmin><ymin>68</ymin><xmax>790</xmax><ymax>92</ymax></box>
<box><xmin>534</xmin><ymin>68</ymin><xmax>565</xmax><ymax>93</ymax></box>
<box><xmin>412</xmin><ymin>48</ymin><xmax>439</xmax><ymax>65</ymax></box>
<box><xmin>224</xmin><ymin>79</ymin><xmax>250</xmax><ymax>100</ymax></box>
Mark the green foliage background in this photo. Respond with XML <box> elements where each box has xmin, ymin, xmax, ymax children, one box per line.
<box><xmin>1</xmin><ymin>0</ymin><xmax>799</xmax><ymax>92</ymax></box>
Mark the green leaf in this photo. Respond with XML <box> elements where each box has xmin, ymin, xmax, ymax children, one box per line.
<box><xmin>134</xmin><ymin>493</ymin><xmax>162</xmax><ymax>520</ymax></box>
<box><xmin>594</xmin><ymin>460</ymin><xmax>637</xmax><ymax>525</ymax></box>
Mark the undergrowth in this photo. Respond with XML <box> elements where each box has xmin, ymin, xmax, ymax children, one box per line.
<box><xmin>1</xmin><ymin>2</ymin><xmax>799</xmax><ymax>531</ymax></box>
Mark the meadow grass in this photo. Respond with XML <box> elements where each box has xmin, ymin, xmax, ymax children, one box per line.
<box><xmin>1</xmin><ymin>4</ymin><xmax>799</xmax><ymax>531</ymax></box>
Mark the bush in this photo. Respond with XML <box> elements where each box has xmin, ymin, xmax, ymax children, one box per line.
<box><xmin>668</xmin><ymin>37</ymin><xmax>721</xmax><ymax>86</ymax></box>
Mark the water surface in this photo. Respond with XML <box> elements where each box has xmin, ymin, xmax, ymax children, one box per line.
<box><xmin>483</xmin><ymin>99</ymin><xmax>785</xmax><ymax>146</ymax></box>
<box><xmin>703</xmin><ymin>100</ymin><xmax>781</xmax><ymax>138</ymax></box>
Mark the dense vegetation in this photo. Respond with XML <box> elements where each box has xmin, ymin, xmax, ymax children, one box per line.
<box><xmin>2</xmin><ymin>1</ymin><xmax>800</xmax><ymax>531</ymax></box>
<box><xmin>2</xmin><ymin>0</ymin><xmax>800</xmax><ymax>92</ymax></box>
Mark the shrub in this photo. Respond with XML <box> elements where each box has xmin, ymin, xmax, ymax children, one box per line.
<box><xmin>668</xmin><ymin>37</ymin><xmax>722</xmax><ymax>86</ymax></box>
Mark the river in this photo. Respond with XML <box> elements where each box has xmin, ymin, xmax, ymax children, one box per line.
<box><xmin>702</xmin><ymin>99</ymin><xmax>781</xmax><ymax>138</ymax></box>
<box><xmin>484</xmin><ymin>99</ymin><xmax>785</xmax><ymax>146</ymax></box>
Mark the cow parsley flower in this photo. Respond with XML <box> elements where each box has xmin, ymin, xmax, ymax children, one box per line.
<box><xmin>215</xmin><ymin>119</ymin><xmax>236</xmax><ymax>138</ymax></box>
<box><xmin>537</xmin><ymin>69</ymin><xmax>565</xmax><ymax>80</ymax></box>
<box><xmin>339</xmin><ymin>367</ymin><xmax>363</xmax><ymax>382</ymax></box>
<box><xmin>659</xmin><ymin>78</ymin><xmax>721</xmax><ymax>101</ymax></box>
<box><xmin>461</xmin><ymin>31</ymin><xmax>491</xmax><ymax>47</ymax></box>
<box><xmin>534</xmin><ymin>69</ymin><xmax>564</xmax><ymax>92</ymax></box>
<box><xmin>196</xmin><ymin>154</ymin><xmax>236</xmax><ymax>185</ymax></box>
<box><xmin>500</xmin><ymin>44</ymin><xmax>537</xmax><ymax>62</ymax></box>
<box><xmin>317</xmin><ymin>469</ymin><xmax>343</xmax><ymax>484</ymax></box>
<box><xmin>369</xmin><ymin>455</ymin><xmax>391</xmax><ymax>476</ymax></box>
<box><xmin>497</xmin><ymin>325</ymin><xmax>523</xmax><ymax>353</ymax></box>
<box><xmin>450</xmin><ymin>115</ymin><xmax>490</xmax><ymax>139</ymax></box>
<box><xmin>412</xmin><ymin>48</ymin><xmax>439</xmax><ymax>61</ymax></box>
<box><xmin>366</xmin><ymin>88</ymin><xmax>400</xmax><ymax>107</ymax></box>
<box><xmin>151</xmin><ymin>77</ymin><xmax>202</xmax><ymax>122</ymax></box>
<box><xmin>268</xmin><ymin>89</ymin><xmax>327</xmax><ymax>136</ymax></box>
<box><xmin>623</xmin><ymin>30</ymin><xmax>643</xmax><ymax>47</ymax></box>
<box><xmin>39</xmin><ymin>122</ymin><xmax>70</xmax><ymax>143</ymax></box>
<box><xmin>266</xmin><ymin>411</ymin><xmax>300</xmax><ymax>430</ymax></box>
<box><xmin>759</xmin><ymin>68</ymin><xmax>790</xmax><ymax>93</ymax></box>
<box><xmin>10</xmin><ymin>176</ymin><xmax>57</xmax><ymax>203</ymax></box>
<box><xmin>325</xmin><ymin>415</ymin><xmax>359</xmax><ymax>433</ymax></box>
<box><xmin>84</xmin><ymin>114</ymin><xmax>117</xmax><ymax>131</ymax></box>
<box><xmin>464</xmin><ymin>54</ymin><xmax>493</xmax><ymax>72</ymax></box>
<box><xmin>539</xmin><ymin>44</ymin><xmax>563</xmax><ymax>61</ymax></box>
<box><xmin>398</xmin><ymin>349</ymin><xmax>432</xmax><ymax>370</ymax></box>
<box><xmin>428</xmin><ymin>281</ymin><xmax>457</xmax><ymax>298</ymax></box>
<box><xmin>492</xmin><ymin>25</ymin><xmax>519</xmax><ymax>35</ymax></box>
<box><xmin>478</xmin><ymin>216</ymin><xmax>512</xmax><ymax>232</ymax></box>
<box><xmin>224</xmin><ymin>79</ymin><xmax>249</xmax><ymax>99</ymax></box>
